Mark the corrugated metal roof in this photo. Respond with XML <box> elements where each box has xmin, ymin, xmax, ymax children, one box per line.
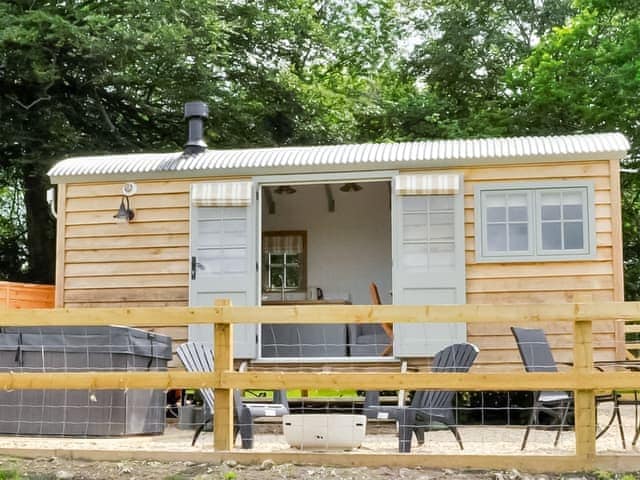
<box><xmin>47</xmin><ymin>132</ymin><xmax>630</xmax><ymax>182</ymax></box>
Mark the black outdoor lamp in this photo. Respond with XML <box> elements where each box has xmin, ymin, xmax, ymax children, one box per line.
<box><xmin>114</xmin><ymin>183</ymin><xmax>136</xmax><ymax>223</ymax></box>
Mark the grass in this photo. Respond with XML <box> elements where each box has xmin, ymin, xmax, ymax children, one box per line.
<box><xmin>0</xmin><ymin>470</ymin><xmax>21</xmax><ymax>480</ymax></box>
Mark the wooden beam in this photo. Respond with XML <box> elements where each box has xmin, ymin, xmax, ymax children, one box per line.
<box><xmin>213</xmin><ymin>299</ymin><xmax>234</xmax><ymax>451</ymax></box>
<box><xmin>573</xmin><ymin>320</ymin><xmax>595</xmax><ymax>459</ymax></box>
<box><xmin>263</xmin><ymin>187</ymin><xmax>275</xmax><ymax>214</ymax></box>
<box><xmin>0</xmin><ymin>370</ymin><xmax>636</xmax><ymax>392</ymax></box>
<box><xmin>4</xmin><ymin>302</ymin><xmax>640</xmax><ymax>327</ymax></box>
<box><xmin>0</xmin><ymin>448</ymin><xmax>624</xmax><ymax>473</ymax></box>
<box><xmin>324</xmin><ymin>184</ymin><xmax>335</xmax><ymax>212</ymax></box>
<box><xmin>610</xmin><ymin>158</ymin><xmax>626</xmax><ymax>361</ymax></box>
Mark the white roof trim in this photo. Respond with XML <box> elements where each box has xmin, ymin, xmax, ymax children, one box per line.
<box><xmin>48</xmin><ymin>132</ymin><xmax>630</xmax><ymax>183</ymax></box>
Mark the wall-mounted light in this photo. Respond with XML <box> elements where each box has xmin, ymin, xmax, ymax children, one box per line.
<box><xmin>114</xmin><ymin>183</ymin><xmax>136</xmax><ymax>223</ymax></box>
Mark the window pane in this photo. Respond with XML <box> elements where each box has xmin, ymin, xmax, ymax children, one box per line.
<box><xmin>487</xmin><ymin>224</ymin><xmax>507</xmax><ymax>252</ymax></box>
<box><xmin>270</xmin><ymin>267</ymin><xmax>283</xmax><ymax>287</ymax></box>
<box><xmin>429</xmin><ymin>212</ymin><xmax>454</xmax><ymax>241</ymax></box>
<box><xmin>564</xmin><ymin>222</ymin><xmax>584</xmax><ymax>249</ymax></box>
<box><xmin>541</xmin><ymin>192</ymin><xmax>561</xmax><ymax>206</ymax></box>
<box><xmin>486</xmin><ymin>194</ymin><xmax>507</xmax><ymax>208</ymax></box>
<box><xmin>508</xmin><ymin>206</ymin><xmax>528</xmax><ymax>222</ymax></box>
<box><xmin>430</xmin><ymin>196</ymin><xmax>454</xmax><ymax>211</ymax></box>
<box><xmin>270</xmin><ymin>254</ymin><xmax>284</xmax><ymax>265</ymax></box>
<box><xmin>402</xmin><ymin>196</ymin><xmax>428</xmax><ymax>212</ymax></box>
<box><xmin>486</xmin><ymin>206</ymin><xmax>505</xmax><ymax>222</ymax></box>
<box><xmin>285</xmin><ymin>265</ymin><xmax>300</xmax><ymax>288</ymax></box>
<box><xmin>508</xmin><ymin>193</ymin><xmax>528</xmax><ymax>207</ymax></box>
<box><xmin>563</xmin><ymin>191</ymin><xmax>582</xmax><ymax>206</ymax></box>
<box><xmin>286</xmin><ymin>254</ymin><xmax>301</xmax><ymax>266</ymax></box>
<box><xmin>429</xmin><ymin>243</ymin><xmax>455</xmax><ymax>268</ymax></box>
<box><xmin>508</xmin><ymin>223</ymin><xmax>529</xmax><ymax>251</ymax></box>
<box><xmin>563</xmin><ymin>204</ymin><xmax>583</xmax><ymax>220</ymax></box>
<box><xmin>542</xmin><ymin>222</ymin><xmax>562</xmax><ymax>250</ymax></box>
<box><xmin>403</xmin><ymin>213</ymin><xmax>428</xmax><ymax>241</ymax></box>
<box><xmin>402</xmin><ymin>243</ymin><xmax>428</xmax><ymax>269</ymax></box>
<box><xmin>541</xmin><ymin>205</ymin><xmax>561</xmax><ymax>221</ymax></box>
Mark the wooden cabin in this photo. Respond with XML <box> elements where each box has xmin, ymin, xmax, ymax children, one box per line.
<box><xmin>47</xmin><ymin>107</ymin><xmax>630</xmax><ymax>369</ymax></box>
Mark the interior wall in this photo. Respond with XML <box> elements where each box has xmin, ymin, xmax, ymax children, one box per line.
<box><xmin>261</xmin><ymin>182</ymin><xmax>392</xmax><ymax>305</ymax></box>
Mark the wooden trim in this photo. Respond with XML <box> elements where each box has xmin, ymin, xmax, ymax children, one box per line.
<box><xmin>0</xmin><ymin>449</ymin><xmax>638</xmax><ymax>473</ymax></box>
<box><xmin>4</xmin><ymin>302</ymin><xmax>640</xmax><ymax>327</ymax></box>
<box><xmin>55</xmin><ymin>184</ymin><xmax>67</xmax><ymax>307</ymax></box>
<box><xmin>0</xmin><ymin>370</ymin><xmax>636</xmax><ymax>392</ymax></box>
<box><xmin>609</xmin><ymin>159</ymin><xmax>626</xmax><ymax>361</ymax></box>
<box><xmin>609</xmin><ymin>159</ymin><xmax>624</xmax><ymax>301</ymax></box>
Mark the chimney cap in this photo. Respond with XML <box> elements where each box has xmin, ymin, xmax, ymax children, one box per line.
<box><xmin>184</xmin><ymin>101</ymin><xmax>209</xmax><ymax>119</ymax></box>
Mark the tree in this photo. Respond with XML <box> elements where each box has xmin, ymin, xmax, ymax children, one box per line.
<box><xmin>504</xmin><ymin>0</ymin><xmax>640</xmax><ymax>298</ymax></box>
<box><xmin>0</xmin><ymin>0</ymin><xmax>228</xmax><ymax>282</ymax></box>
<box><xmin>380</xmin><ymin>0</ymin><xmax>574</xmax><ymax>139</ymax></box>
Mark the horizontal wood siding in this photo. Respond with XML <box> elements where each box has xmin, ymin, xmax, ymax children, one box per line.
<box><xmin>0</xmin><ymin>282</ymin><xmax>55</xmax><ymax>309</ymax></box>
<box><xmin>61</xmin><ymin>180</ymin><xmax>193</xmax><ymax>362</ymax></box>
<box><xmin>459</xmin><ymin>160</ymin><xmax>618</xmax><ymax>366</ymax></box>
<box><xmin>59</xmin><ymin>160</ymin><xmax>621</xmax><ymax>367</ymax></box>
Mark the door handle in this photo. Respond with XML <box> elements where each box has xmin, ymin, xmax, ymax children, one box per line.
<box><xmin>191</xmin><ymin>256</ymin><xmax>197</xmax><ymax>280</ymax></box>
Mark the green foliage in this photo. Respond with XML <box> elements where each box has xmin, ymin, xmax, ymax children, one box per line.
<box><xmin>2</xmin><ymin>0</ymin><xmax>640</xmax><ymax>291</ymax></box>
<box><xmin>0</xmin><ymin>469</ymin><xmax>22</xmax><ymax>480</ymax></box>
<box><xmin>505</xmin><ymin>0</ymin><xmax>640</xmax><ymax>297</ymax></box>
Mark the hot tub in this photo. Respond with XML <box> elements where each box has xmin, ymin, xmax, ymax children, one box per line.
<box><xmin>0</xmin><ymin>326</ymin><xmax>172</xmax><ymax>436</ymax></box>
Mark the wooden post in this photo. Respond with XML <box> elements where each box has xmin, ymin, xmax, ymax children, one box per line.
<box><xmin>214</xmin><ymin>299</ymin><xmax>234</xmax><ymax>451</ymax></box>
<box><xmin>573</xmin><ymin>318</ymin><xmax>595</xmax><ymax>463</ymax></box>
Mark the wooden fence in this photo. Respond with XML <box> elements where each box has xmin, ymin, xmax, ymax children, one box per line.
<box><xmin>0</xmin><ymin>281</ymin><xmax>54</xmax><ymax>309</ymax></box>
<box><xmin>2</xmin><ymin>301</ymin><xmax>640</xmax><ymax>472</ymax></box>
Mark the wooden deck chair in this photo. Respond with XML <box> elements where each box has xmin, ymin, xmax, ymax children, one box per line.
<box><xmin>363</xmin><ymin>342</ymin><xmax>479</xmax><ymax>452</ymax></box>
<box><xmin>176</xmin><ymin>342</ymin><xmax>289</xmax><ymax>448</ymax></box>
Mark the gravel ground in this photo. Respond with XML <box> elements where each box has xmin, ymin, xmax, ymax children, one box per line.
<box><xmin>0</xmin><ymin>404</ymin><xmax>637</xmax><ymax>479</ymax></box>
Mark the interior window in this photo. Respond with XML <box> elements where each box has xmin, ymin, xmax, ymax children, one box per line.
<box><xmin>262</xmin><ymin>231</ymin><xmax>306</xmax><ymax>291</ymax></box>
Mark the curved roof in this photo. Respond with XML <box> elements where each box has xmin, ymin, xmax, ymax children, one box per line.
<box><xmin>48</xmin><ymin>132</ymin><xmax>630</xmax><ymax>183</ymax></box>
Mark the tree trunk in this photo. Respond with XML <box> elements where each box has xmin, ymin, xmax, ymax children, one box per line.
<box><xmin>22</xmin><ymin>163</ymin><xmax>56</xmax><ymax>284</ymax></box>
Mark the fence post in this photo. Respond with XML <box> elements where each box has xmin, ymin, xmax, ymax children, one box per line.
<box><xmin>214</xmin><ymin>299</ymin><xmax>234</xmax><ymax>450</ymax></box>
<box><xmin>573</xmin><ymin>317</ymin><xmax>595</xmax><ymax>463</ymax></box>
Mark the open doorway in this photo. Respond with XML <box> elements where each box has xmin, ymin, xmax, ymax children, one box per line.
<box><xmin>259</xmin><ymin>180</ymin><xmax>392</xmax><ymax>359</ymax></box>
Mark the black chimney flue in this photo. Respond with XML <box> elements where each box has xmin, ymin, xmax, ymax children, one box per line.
<box><xmin>184</xmin><ymin>101</ymin><xmax>209</xmax><ymax>154</ymax></box>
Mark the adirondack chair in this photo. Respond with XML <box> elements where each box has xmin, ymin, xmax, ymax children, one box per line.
<box><xmin>176</xmin><ymin>342</ymin><xmax>289</xmax><ymax>448</ymax></box>
<box><xmin>363</xmin><ymin>342</ymin><xmax>479</xmax><ymax>452</ymax></box>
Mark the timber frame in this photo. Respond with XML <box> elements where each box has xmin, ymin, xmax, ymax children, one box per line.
<box><xmin>1</xmin><ymin>301</ymin><xmax>640</xmax><ymax>472</ymax></box>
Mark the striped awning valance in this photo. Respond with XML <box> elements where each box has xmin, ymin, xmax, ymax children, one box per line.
<box><xmin>191</xmin><ymin>181</ymin><xmax>253</xmax><ymax>206</ymax></box>
<box><xmin>395</xmin><ymin>174</ymin><xmax>460</xmax><ymax>195</ymax></box>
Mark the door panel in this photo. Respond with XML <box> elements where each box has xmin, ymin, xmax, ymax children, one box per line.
<box><xmin>189</xmin><ymin>199</ymin><xmax>257</xmax><ymax>359</ymax></box>
<box><xmin>393</xmin><ymin>180</ymin><xmax>466</xmax><ymax>357</ymax></box>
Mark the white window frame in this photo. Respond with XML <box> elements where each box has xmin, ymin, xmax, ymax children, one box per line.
<box><xmin>474</xmin><ymin>181</ymin><xmax>596</xmax><ymax>262</ymax></box>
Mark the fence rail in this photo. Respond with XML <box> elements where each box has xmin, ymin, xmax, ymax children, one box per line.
<box><xmin>1</xmin><ymin>301</ymin><xmax>640</xmax><ymax>472</ymax></box>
